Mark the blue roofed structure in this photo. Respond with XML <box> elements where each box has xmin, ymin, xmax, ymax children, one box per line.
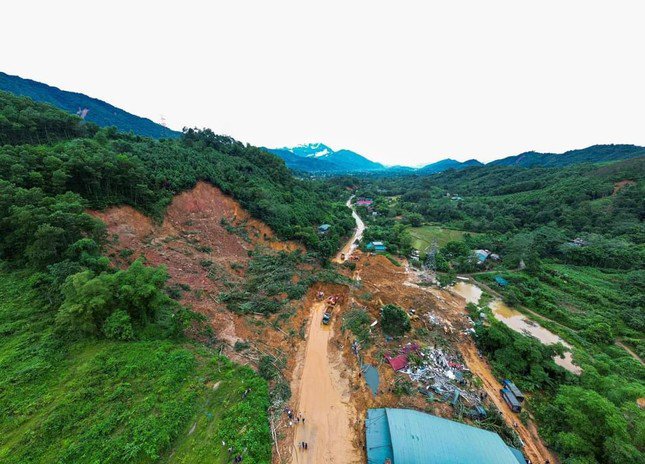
<box><xmin>495</xmin><ymin>275</ymin><xmax>509</xmax><ymax>287</ymax></box>
<box><xmin>366</xmin><ymin>408</ymin><xmax>525</xmax><ymax>464</ymax></box>
<box><xmin>366</xmin><ymin>241</ymin><xmax>387</xmax><ymax>252</ymax></box>
<box><xmin>474</xmin><ymin>249</ymin><xmax>490</xmax><ymax>263</ymax></box>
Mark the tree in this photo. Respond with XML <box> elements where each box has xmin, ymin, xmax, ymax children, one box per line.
<box><xmin>56</xmin><ymin>259</ymin><xmax>179</xmax><ymax>339</ymax></box>
<box><xmin>380</xmin><ymin>304</ymin><xmax>411</xmax><ymax>336</ymax></box>
<box><xmin>582</xmin><ymin>321</ymin><xmax>614</xmax><ymax>344</ymax></box>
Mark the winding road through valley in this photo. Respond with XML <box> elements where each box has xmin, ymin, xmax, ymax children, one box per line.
<box><xmin>334</xmin><ymin>196</ymin><xmax>365</xmax><ymax>263</ymax></box>
<box><xmin>289</xmin><ymin>196</ymin><xmax>364</xmax><ymax>464</ymax></box>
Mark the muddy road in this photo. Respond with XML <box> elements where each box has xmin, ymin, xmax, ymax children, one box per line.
<box><xmin>289</xmin><ymin>299</ymin><xmax>361</xmax><ymax>464</ymax></box>
<box><xmin>458</xmin><ymin>341</ymin><xmax>556</xmax><ymax>463</ymax></box>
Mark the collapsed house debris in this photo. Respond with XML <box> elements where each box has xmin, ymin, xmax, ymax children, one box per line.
<box><xmin>385</xmin><ymin>341</ymin><xmax>488</xmax><ymax>417</ymax></box>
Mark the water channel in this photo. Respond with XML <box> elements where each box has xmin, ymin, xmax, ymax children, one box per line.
<box><xmin>451</xmin><ymin>280</ymin><xmax>581</xmax><ymax>375</ymax></box>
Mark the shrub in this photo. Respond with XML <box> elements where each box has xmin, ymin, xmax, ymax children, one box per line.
<box><xmin>380</xmin><ymin>304</ymin><xmax>411</xmax><ymax>337</ymax></box>
<box><xmin>234</xmin><ymin>340</ymin><xmax>250</xmax><ymax>352</ymax></box>
<box><xmin>102</xmin><ymin>309</ymin><xmax>135</xmax><ymax>340</ymax></box>
<box><xmin>342</xmin><ymin>308</ymin><xmax>372</xmax><ymax>345</ymax></box>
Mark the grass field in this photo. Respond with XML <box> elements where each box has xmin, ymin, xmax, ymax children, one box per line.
<box><xmin>408</xmin><ymin>226</ymin><xmax>474</xmax><ymax>253</ymax></box>
<box><xmin>0</xmin><ymin>271</ymin><xmax>271</xmax><ymax>464</ymax></box>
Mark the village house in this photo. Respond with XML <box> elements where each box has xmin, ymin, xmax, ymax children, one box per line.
<box><xmin>366</xmin><ymin>241</ymin><xmax>387</xmax><ymax>252</ymax></box>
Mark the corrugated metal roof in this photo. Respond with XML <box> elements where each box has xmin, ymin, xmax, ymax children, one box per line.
<box><xmin>366</xmin><ymin>409</ymin><xmax>393</xmax><ymax>464</ymax></box>
<box><xmin>508</xmin><ymin>446</ymin><xmax>527</xmax><ymax>464</ymax></box>
<box><xmin>367</xmin><ymin>408</ymin><xmax>522</xmax><ymax>464</ymax></box>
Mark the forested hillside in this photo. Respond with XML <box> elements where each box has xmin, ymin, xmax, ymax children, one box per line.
<box><xmin>348</xmin><ymin>160</ymin><xmax>643</xmax><ymax>256</ymax></box>
<box><xmin>489</xmin><ymin>144</ymin><xmax>645</xmax><ymax>168</ymax></box>
<box><xmin>0</xmin><ymin>71</ymin><xmax>180</xmax><ymax>139</ymax></box>
<box><xmin>0</xmin><ymin>92</ymin><xmax>353</xmax><ymax>463</ymax></box>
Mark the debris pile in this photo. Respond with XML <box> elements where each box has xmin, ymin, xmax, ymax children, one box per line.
<box><xmin>387</xmin><ymin>342</ymin><xmax>488</xmax><ymax>416</ymax></box>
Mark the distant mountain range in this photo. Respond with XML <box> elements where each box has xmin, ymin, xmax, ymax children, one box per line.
<box><xmin>2</xmin><ymin>71</ymin><xmax>643</xmax><ymax>173</ymax></box>
<box><xmin>0</xmin><ymin>71</ymin><xmax>180</xmax><ymax>139</ymax></box>
<box><xmin>264</xmin><ymin>143</ymin><xmax>384</xmax><ymax>173</ymax></box>
<box><xmin>268</xmin><ymin>143</ymin><xmax>645</xmax><ymax>174</ymax></box>
<box><xmin>488</xmin><ymin>145</ymin><xmax>645</xmax><ymax>168</ymax></box>
<box><xmin>418</xmin><ymin>158</ymin><xmax>484</xmax><ymax>174</ymax></box>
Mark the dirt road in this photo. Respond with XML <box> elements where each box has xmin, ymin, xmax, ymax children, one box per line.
<box><xmin>290</xmin><ymin>300</ymin><xmax>360</xmax><ymax>464</ymax></box>
<box><xmin>459</xmin><ymin>340</ymin><xmax>557</xmax><ymax>464</ymax></box>
<box><xmin>334</xmin><ymin>197</ymin><xmax>365</xmax><ymax>263</ymax></box>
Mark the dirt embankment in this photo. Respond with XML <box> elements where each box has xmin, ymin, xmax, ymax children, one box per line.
<box><xmin>91</xmin><ymin>181</ymin><xmax>302</xmax><ymax>357</ymax></box>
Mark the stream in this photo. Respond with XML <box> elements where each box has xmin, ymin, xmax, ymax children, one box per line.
<box><xmin>451</xmin><ymin>281</ymin><xmax>582</xmax><ymax>375</ymax></box>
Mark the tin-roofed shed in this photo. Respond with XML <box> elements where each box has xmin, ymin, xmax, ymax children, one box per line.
<box><xmin>366</xmin><ymin>408</ymin><xmax>524</xmax><ymax>464</ymax></box>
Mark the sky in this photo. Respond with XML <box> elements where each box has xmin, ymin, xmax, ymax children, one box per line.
<box><xmin>2</xmin><ymin>1</ymin><xmax>644</xmax><ymax>166</ymax></box>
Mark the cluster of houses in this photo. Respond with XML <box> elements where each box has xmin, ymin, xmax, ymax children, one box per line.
<box><xmin>356</xmin><ymin>197</ymin><xmax>379</xmax><ymax>217</ymax></box>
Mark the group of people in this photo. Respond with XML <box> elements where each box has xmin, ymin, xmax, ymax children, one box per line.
<box><xmin>286</xmin><ymin>408</ymin><xmax>305</xmax><ymax>427</ymax></box>
<box><xmin>285</xmin><ymin>407</ymin><xmax>311</xmax><ymax>453</ymax></box>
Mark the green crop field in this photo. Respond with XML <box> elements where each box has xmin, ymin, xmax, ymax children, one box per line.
<box><xmin>408</xmin><ymin>226</ymin><xmax>475</xmax><ymax>252</ymax></box>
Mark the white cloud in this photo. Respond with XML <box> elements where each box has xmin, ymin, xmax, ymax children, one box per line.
<box><xmin>2</xmin><ymin>0</ymin><xmax>644</xmax><ymax>165</ymax></box>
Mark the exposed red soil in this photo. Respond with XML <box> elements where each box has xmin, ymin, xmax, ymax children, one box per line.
<box><xmin>613</xmin><ymin>179</ymin><xmax>635</xmax><ymax>195</ymax></box>
<box><xmin>91</xmin><ymin>181</ymin><xmax>302</xmax><ymax>359</ymax></box>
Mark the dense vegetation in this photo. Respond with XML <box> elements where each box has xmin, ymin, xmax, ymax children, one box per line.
<box><xmin>0</xmin><ymin>71</ymin><xmax>180</xmax><ymax>139</ymax></box>
<box><xmin>0</xmin><ymin>91</ymin><xmax>353</xmax><ymax>259</ymax></box>
<box><xmin>0</xmin><ymin>91</ymin><xmax>358</xmax><ymax>463</ymax></box>
<box><xmin>488</xmin><ymin>144</ymin><xmax>645</xmax><ymax>168</ymax></box>
<box><xmin>329</xmin><ymin>157</ymin><xmax>644</xmax><ymax>464</ymax></box>
<box><xmin>0</xmin><ymin>91</ymin><xmax>98</xmax><ymax>145</ymax></box>
<box><xmin>0</xmin><ymin>272</ymin><xmax>271</xmax><ymax>464</ymax></box>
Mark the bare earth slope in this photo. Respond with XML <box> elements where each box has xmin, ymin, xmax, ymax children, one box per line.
<box><xmin>92</xmin><ymin>181</ymin><xmax>301</xmax><ymax>349</ymax></box>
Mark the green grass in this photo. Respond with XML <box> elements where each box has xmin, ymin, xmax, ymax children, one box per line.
<box><xmin>408</xmin><ymin>226</ymin><xmax>475</xmax><ymax>253</ymax></box>
<box><xmin>0</xmin><ymin>271</ymin><xmax>271</xmax><ymax>464</ymax></box>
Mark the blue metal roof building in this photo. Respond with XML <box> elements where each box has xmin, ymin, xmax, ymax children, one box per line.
<box><xmin>366</xmin><ymin>408</ymin><xmax>525</xmax><ymax>464</ymax></box>
<box><xmin>366</xmin><ymin>241</ymin><xmax>387</xmax><ymax>252</ymax></box>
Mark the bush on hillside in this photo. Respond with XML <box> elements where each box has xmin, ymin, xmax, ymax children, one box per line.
<box><xmin>380</xmin><ymin>304</ymin><xmax>411</xmax><ymax>337</ymax></box>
